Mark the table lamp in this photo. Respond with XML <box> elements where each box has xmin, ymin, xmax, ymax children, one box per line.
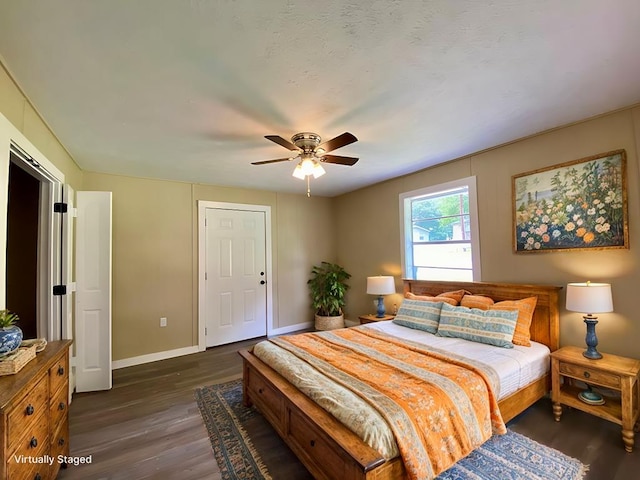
<box><xmin>366</xmin><ymin>276</ymin><xmax>395</xmax><ymax>318</ymax></box>
<box><xmin>566</xmin><ymin>281</ymin><xmax>613</xmax><ymax>360</ymax></box>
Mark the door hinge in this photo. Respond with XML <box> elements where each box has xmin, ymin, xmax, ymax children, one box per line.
<box><xmin>205</xmin><ymin>328</ymin><xmax>207</xmax><ymax>336</ymax></box>
<box><xmin>54</xmin><ymin>202</ymin><xmax>68</xmax><ymax>213</ymax></box>
<box><xmin>53</xmin><ymin>285</ymin><xmax>67</xmax><ymax>296</ymax></box>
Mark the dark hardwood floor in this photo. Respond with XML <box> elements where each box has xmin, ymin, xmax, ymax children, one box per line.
<box><xmin>58</xmin><ymin>340</ymin><xmax>639</xmax><ymax>479</ymax></box>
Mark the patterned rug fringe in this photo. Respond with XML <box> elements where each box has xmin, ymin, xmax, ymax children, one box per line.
<box><xmin>195</xmin><ymin>380</ymin><xmax>271</xmax><ymax>480</ymax></box>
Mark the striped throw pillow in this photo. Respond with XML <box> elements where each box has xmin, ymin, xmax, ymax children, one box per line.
<box><xmin>437</xmin><ymin>302</ymin><xmax>519</xmax><ymax>348</ymax></box>
<box><xmin>393</xmin><ymin>299</ymin><xmax>444</xmax><ymax>334</ymax></box>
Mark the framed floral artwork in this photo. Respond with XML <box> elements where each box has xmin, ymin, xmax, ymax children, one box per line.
<box><xmin>512</xmin><ymin>149</ymin><xmax>628</xmax><ymax>253</ymax></box>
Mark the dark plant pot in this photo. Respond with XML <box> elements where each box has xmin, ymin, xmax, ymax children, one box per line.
<box><xmin>0</xmin><ymin>325</ymin><xmax>23</xmax><ymax>357</ymax></box>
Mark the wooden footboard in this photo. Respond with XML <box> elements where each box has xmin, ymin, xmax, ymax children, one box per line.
<box><xmin>240</xmin><ymin>349</ymin><xmax>406</xmax><ymax>480</ymax></box>
<box><xmin>240</xmin><ymin>280</ymin><xmax>561</xmax><ymax>480</ymax></box>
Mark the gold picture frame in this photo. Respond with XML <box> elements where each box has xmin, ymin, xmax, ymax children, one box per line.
<box><xmin>512</xmin><ymin>149</ymin><xmax>628</xmax><ymax>253</ymax></box>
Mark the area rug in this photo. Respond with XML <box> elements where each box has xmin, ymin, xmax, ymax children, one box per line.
<box><xmin>195</xmin><ymin>379</ymin><xmax>587</xmax><ymax>480</ymax></box>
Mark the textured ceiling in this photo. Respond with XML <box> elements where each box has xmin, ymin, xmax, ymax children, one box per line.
<box><xmin>0</xmin><ymin>0</ymin><xmax>639</xmax><ymax>197</ymax></box>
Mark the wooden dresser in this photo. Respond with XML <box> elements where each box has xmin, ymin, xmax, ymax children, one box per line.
<box><xmin>0</xmin><ymin>340</ymin><xmax>72</xmax><ymax>480</ymax></box>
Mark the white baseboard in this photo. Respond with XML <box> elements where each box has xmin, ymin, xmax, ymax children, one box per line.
<box><xmin>269</xmin><ymin>321</ymin><xmax>313</xmax><ymax>336</ymax></box>
<box><xmin>112</xmin><ymin>345</ymin><xmax>200</xmax><ymax>370</ymax></box>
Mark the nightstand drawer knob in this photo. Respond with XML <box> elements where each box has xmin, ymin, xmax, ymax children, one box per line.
<box><xmin>584</xmin><ymin>371</ymin><xmax>591</xmax><ymax>378</ymax></box>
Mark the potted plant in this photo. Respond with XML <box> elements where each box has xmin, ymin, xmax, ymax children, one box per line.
<box><xmin>307</xmin><ymin>261</ymin><xmax>351</xmax><ymax>330</ymax></box>
<box><xmin>0</xmin><ymin>310</ymin><xmax>22</xmax><ymax>358</ymax></box>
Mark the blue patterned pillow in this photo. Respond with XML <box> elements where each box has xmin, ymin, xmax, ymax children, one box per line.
<box><xmin>392</xmin><ymin>299</ymin><xmax>443</xmax><ymax>334</ymax></box>
<box><xmin>437</xmin><ymin>302</ymin><xmax>518</xmax><ymax>348</ymax></box>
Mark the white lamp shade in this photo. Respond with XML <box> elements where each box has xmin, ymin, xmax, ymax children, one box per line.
<box><xmin>366</xmin><ymin>276</ymin><xmax>395</xmax><ymax>295</ymax></box>
<box><xmin>566</xmin><ymin>282</ymin><xmax>613</xmax><ymax>314</ymax></box>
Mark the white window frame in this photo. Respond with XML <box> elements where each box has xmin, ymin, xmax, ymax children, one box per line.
<box><xmin>399</xmin><ymin>176</ymin><xmax>482</xmax><ymax>281</ymax></box>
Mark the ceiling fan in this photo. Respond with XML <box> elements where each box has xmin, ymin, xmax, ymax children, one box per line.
<box><xmin>252</xmin><ymin>132</ymin><xmax>358</xmax><ymax>196</ymax></box>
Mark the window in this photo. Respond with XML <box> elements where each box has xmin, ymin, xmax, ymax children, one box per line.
<box><xmin>400</xmin><ymin>176</ymin><xmax>481</xmax><ymax>281</ymax></box>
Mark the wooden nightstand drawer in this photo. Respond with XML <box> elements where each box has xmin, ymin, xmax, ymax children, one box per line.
<box><xmin>559</xmin><ymin>362</ymin><xmax>621</xmax><ymax>389</ymax></box>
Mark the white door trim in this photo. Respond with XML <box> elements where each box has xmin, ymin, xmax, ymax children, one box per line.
<box><xmin>197</xmin><ymin>201</ymin><xmax>273</xmax><ymax>351</ymax></box>
<box><xmin>0</xmin><ymin>113</ymin><xmax>65</xmax><ymax>339</ymax></box>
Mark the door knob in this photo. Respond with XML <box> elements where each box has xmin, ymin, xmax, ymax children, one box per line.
<box><xmin>260</xmin><ymin>280</ymin><xmax>266</xmax><ymax>285</ymax></box>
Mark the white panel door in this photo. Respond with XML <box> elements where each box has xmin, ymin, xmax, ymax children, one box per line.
<box><xmin>75</xmin><ymin>191</ymin><xmax>112</xmax><ymax>392</ymax></box>
<box><xmin>205</xmin><ymin>208</ymin><xmax>267</xmax><ymax>347</ymax></box>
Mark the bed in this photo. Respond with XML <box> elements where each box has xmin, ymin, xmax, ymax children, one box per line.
<box><xmin>239</xmin><ymin>279</ymin><xmax>561</xmax><ymax>480</ymax></box>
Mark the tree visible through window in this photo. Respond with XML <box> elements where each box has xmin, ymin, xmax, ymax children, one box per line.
<box><xmin>400</xmin><ymin>177</ymin><xmax>480</xmax><ymax>281</ymax></box>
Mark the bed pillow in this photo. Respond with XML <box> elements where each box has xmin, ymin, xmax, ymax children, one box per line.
<box><xmin>437</xmin><ymin>302</ymin><xmax>519</xmax><ymax>348</ymax></box>
<box><xmin>404</xmin><ymin>290</ymin><xmax>465</xmax><ymax>306</ymax></box>
<box><xmin>460</xmin><ymin>294</ymin><xmax>495</xmax><ymax>310</ymax></box>
<box><xmin>490</xmin><ymin>296</ymin><xmax>538</xmax><ymax>347</ymax></box>
<box><xmin>392</xmin><ymin>299</ymin><xmax>444</xmax><ymax>334</ymax></box>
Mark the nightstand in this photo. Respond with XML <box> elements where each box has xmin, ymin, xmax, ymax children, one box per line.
<box><xmin>358</xmin><ymin>314</ymin><xmax>395</xmax><ymax>325</ymax></box>
<box><xmin>551</xmin><ymin>345</ymin><xmax>640</xmax><ymax>452</ymax></box>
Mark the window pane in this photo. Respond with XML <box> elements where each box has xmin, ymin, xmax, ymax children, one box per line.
<box><xmin>401</xmin><ymin>178</ymin><xmax>479</xmax><ymax>281</ymax></box>
<box><xmin>413</xmin><ymin>243</ymin><xmax>473</xmax><ymax>269</ymax></box>
<box><xmin>416</xmin><ymin>267</ymin><xmax>473</xmax><ymax>281</ymax></box>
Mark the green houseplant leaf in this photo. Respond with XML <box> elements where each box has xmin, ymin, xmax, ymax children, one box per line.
<box><xmin>307</xmin><ymin>262</ymin><xmax>351</xmax><ymax>317</ymax></box>
<box><xmin>0</xmin><ymin>309</ymin><xmax>19</xmax><ymax>329</ymax></box>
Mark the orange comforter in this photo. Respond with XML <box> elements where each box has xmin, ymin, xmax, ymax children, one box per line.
<box><xmin>271</xmin><ymin>327</ymin><xmax>506</xmax><ymax>480</ymax></box>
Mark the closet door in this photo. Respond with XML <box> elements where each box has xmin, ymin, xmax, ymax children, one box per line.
<box><xmin>75</xmin><ymin>191</ymin><xmax>112</xmax><ymax>392</ymax></box>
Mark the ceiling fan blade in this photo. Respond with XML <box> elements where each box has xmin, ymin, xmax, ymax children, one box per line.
<box><xmin>265</xmin><ymin>135</ymin><xmax>298</xmax><ymax>151</ymax></box>
<box><xmin>318</xmin><ymin>132</ymin><xmax>357</xmax><ymax>153</ymax></box>
<box><xmin>321</xmin><ymin>154</ymin><xmax>359</xmax><ymax>166</ymax></box>
<box><xmin>251</xmin><ymin>157</ymin><xmax>295</xmax><ymax>165</ymax></box>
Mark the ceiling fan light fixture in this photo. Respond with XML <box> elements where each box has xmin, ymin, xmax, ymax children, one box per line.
<box><xmin>300</xmin><ymin>158</ymin><xmax>316</xmax><ymax>176</ymax></box>
<box><xmin>292</xmin><ymin>164</ymin><xmax>306</xmax><ymax>180</ymax></box>
<box><xmin>312</xmin><ymin>162</ymin><xmax>326</xmax><ymax>178</ymax></box>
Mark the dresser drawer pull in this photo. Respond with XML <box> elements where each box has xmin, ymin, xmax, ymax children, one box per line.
<box><xmin>58</xmin><ymin>437</ymin><xmax>66</xmax><ymax>446</ymax></box>
<box><xmin>258</xmin><ymin>388</ymin><xmax>263</xmax><ymax>394</ymax></box>
<box><xmin>30</xmin><ymin>436</ymin><xmax>38</xmax><ymax>448</ymax></box>
<box><xmin>310</xmin><ymin>440</ymin><xmax>316</xmax><ymax>447</ymax></box>
<box><xmin>26</xmin><ymin>404</ymin><xmax>35</xmax><ymax>415</ymax></box>
<box><xmin>57</xmin><ymin>365</ymin><xmax>65</xmax><ymax>376</ymax></box>
<box><xmin>58</xmin><ymin>401</ymin><xmax>66</xmax><ymax>411</ymax></box>
<box><xmin>35</xmin><ymin>474</ymin><xmax>42</xmax><ymax>480</ymax></box>
<box><xmin>584</xmin><ymin>371</ymin><xmax>591</xmax><ymax>379</ymax></box>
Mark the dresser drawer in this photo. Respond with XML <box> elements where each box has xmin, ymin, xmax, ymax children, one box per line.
<box><xmin>49</xmin><ymin>352</ymin><xmax>69</xmax><ymax>397</ymax></box>
<box><xmin>559</xmin><ymin>362</ymin><xmax>621</xmax><ymax>388</ymax></box>
<box><xmin>50</xmin><ymin>383</ymin><xmax>69</xmax><ymax>432</ymax></box>
<box><xmin>7</xmin><ymin>456</ymin><xmax>49</xmax><ymax>480</ymax></box>
<box><xmin>51</xmin><ymin>418</ymin><xmax>70</xmax><ymax>459</ymax></box>
<box><xmin>8</xmin><ymin>410</ymin><xmax>49</xmax><ymax>460</ymax></box>
<box><xmin>7</xmin><ymin>375</ymin><xmax>49</xmax><ymax>451</ymax></box>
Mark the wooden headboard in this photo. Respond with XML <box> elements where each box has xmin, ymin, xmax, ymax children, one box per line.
<box><xmin>403</xmin><ymin>279</ymin><xmax>562</xmax><ymax>351</ymax></box>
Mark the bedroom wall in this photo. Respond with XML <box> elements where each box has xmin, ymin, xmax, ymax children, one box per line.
<box><xmin>335</xmin><ymin>106</ymin><xmax>640</xmax><ymax>359</ymax></box>
<box><xmin>83</xmin><ymin>173</ymin><xmax>334</xmax><ymax>361</ymax></box>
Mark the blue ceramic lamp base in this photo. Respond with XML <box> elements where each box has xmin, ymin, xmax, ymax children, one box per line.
<box><xmin>583</xmin><ymin>316</ymin><xmax>602</xmax><ymax>360</ymax></box>
<box><xmin>375</xmin><ymin>296</ymin><xmax>386</xmax><ymax>318</ymax></box>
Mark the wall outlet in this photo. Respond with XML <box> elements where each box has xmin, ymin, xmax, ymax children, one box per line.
<box><xmin>160</xmin><ymin>317</ymin><xmax>167</xmax><ymax>327</ymax></box>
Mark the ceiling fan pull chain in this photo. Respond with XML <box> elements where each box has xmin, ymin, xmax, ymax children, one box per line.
<box><xmin>307</xmin><ymin>176</ymin><xmax>311</xmax><ymax>197</ymax></box>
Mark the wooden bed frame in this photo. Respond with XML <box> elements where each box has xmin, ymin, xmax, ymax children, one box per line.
<box><xmin>239</xmin><ymin>280</ymin><xmax>562</xmax><ymax>480</ymax></box>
